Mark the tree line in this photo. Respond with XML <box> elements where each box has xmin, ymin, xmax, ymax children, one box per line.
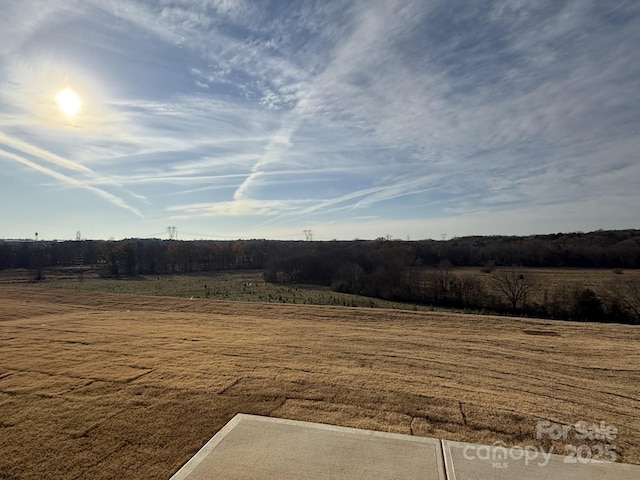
<box><xmin>2</xmin><ymin>229</ymin><xmax>638</xmax><ymax>272</ymax></box>
<box><xmin>1</xmin><ymin>229</ymin><xmax>639</xmax><ymax>323</ymax></box>
<box><xmin>261</xmin><ymin>234</ymin><xmax>640</xmax><ymax>324</ymax></box>
<box><xmin>0</xmin><ymin>240</ymin><xmax>270</xmax><ymax>276</ymax></box>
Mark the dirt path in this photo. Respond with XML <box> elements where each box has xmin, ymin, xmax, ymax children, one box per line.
<box><xmin>1</xmin><ymin>285</ymin><xmax>639</xmax><ymax>479</ymax></box>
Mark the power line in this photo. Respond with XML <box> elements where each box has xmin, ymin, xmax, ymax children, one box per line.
<box><xmin>139</xmin><ymin>232</ymin><xmax>169</xmax><ymax>238</ymax></box>
<box><xmin>180</xmin><ymin>231</ymin><xmax>245</xmax><ymax>239</ymax></box>
<box><xmin>118</xmin><ymin>230</ymin><xmax>316</xmax><ymax>241</ymax></box>
<box><xmin>179</xmin><ymin>231</ymin><xmax>307</xmax><ymax>240</ymax></box>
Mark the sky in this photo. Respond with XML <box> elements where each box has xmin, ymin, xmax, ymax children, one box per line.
<box><xmin>1</xmin><ymin>0</ymin><xmax>639</xmax><ymax>241</ymax></box>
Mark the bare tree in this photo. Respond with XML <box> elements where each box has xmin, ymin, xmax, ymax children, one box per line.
<box><xmin>543</xmin><ymin>281</ymin><xmax>581</xmax><ymax>319</ymax></box>
<box><xmin>607</xmin><ymin>277</ymin><xmax>640</xmax><ymax>322</ymax></box>
<box><xmin>491</xmin><ymin>269</ymin><xmax>535</xmax><ymax>312</ymax></box>
<box><xmin>425</xmin><ymin>260</ymin><xmax>453</xmax><ymax>303</ymax></box>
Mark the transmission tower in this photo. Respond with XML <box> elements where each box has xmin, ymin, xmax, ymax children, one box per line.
<box><xmin>168</xmin><ymin>226</ymin><xmax>177</xmax><ymax>240</ymax></box>
<box><xmin>76</xmin><ymin>231</ymin><xmax>81</xmax><ymax>241</ymax></box>
<box><xmin>303</xmin><ymin>229</ymin><xmax>313</xmax><ymax>241</ymax></box>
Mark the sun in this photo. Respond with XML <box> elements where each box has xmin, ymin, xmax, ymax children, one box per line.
<box><xmin>55</xmin><ymin>88</ymin><xmax>82</xmax><ymax>117</ymax></box>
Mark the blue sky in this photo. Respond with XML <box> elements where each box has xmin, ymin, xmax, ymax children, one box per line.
<box><xmin>1</xmin><ymin>0</ymin><xmax>639</xmax><ymax>241</ymax></box>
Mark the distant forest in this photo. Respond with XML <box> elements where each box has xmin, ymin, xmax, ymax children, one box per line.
<box><xmin>2</xmin><ymin>229</ymin><xmax>639</xmax><ymax>324</ymax></box>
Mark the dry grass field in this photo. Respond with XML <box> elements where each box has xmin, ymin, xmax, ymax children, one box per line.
<box><xmin>1</xmin><ymin>283</ymin><xmax>639</xmax><ymax>479</ymax></box>
<box><xmin>0</xmin><ymin>269</ymin><xmax>423</xmax><ymax>311</ymax></box>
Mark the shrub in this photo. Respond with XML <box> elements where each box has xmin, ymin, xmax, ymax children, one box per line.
<box><xmin>572</xmin><ymin>288</ymin><xmax>604</xmax><ymax>321</ymax></box>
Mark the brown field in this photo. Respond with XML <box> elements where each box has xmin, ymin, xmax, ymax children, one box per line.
<box><xmin>454</xmin><ymin>266</ymin><xmax>640</xmax><ymax>302</ymax></box>
<box><xmin>1</xmin><ymin>283</ymin><xmax>639</xmax><ymax>479</ymax></box>
<box><xmin>0</xmin><ymin>269</ymin><xmax>423</xmax><ymax>311</ymax></box>
<box><xmin>457</xmin><ymin>265</ymin><xmax>640</xmax><ymax>287</ymax></box>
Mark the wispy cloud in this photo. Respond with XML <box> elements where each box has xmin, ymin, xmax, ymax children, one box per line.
<box><xmin>0</xmin><ymin>131</ymin><xmax>90</xmax><ymax>173</ymax></box>
<box><xmin>167</xmin><ymin>197</ymin><xmax>313</xmax><ymax>219</ymax></box>
<box><xmin>0</xmin><ymin>148</ymin><xmax>142</xmax><ymax>217</ymax></box>
<box><xmin>0</xmin><ymin>0</ymin><xmax>638</xmax><ymax>239</ymax></box>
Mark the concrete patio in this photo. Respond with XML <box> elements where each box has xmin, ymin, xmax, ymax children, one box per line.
<box><xmin>170</xmin><ymin>414</ymin><xmax>640</xmax><ymax>480</ymax></box>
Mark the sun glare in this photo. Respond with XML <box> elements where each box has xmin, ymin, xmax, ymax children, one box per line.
<box><xmin>55</xmin><ymin>88</ymin><xmax>82</xmax><ymax>117</ymax></box>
